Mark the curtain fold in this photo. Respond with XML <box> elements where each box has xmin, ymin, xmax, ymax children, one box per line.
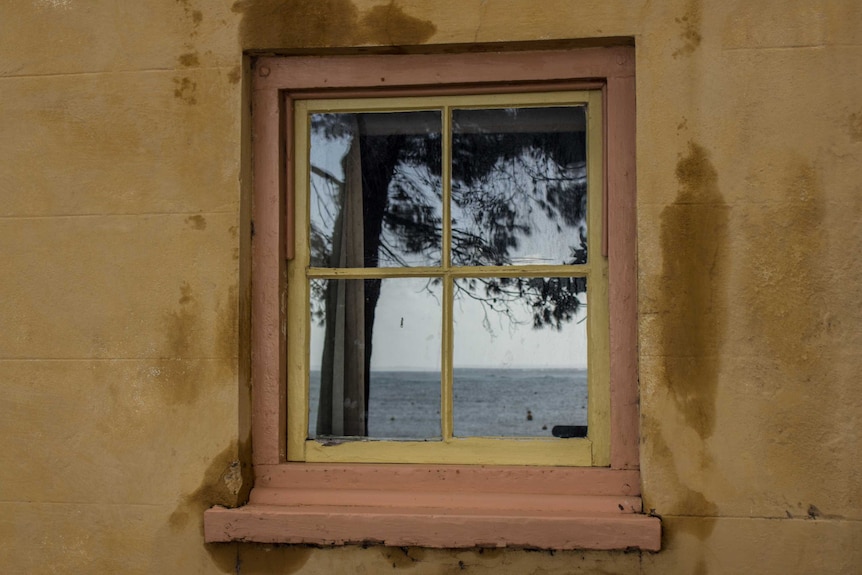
<box><xmin>317</xmin><ymin>118</ymin><xmax>367</xmax><ymax>436</ymax></box>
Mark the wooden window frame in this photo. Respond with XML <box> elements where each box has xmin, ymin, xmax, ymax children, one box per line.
<box><xmin>289</xmin><ymin>90</ymin><xmax>608</xmax><ymax>467</ymax></box>
<box><xmin>205</xmin><ymin>47</ymin><xmax>660</xmax><ymax>551</ymax></box>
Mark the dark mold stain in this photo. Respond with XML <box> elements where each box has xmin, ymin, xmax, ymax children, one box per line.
<box><xmin>185</xmin><ymin>214</ymin><xmax>207</xmax><ymax>230</ymax></box>
<box><xmin>178</xmin><ymin>52</ymin><xmax>201</xmax><ymax>68</ymax></box>
<box><xmin>673</xmin><ymin>0</ymin><xmax>703</xmax><ymax>58</ymax></box>
<box><xmin>658</xmin><ymin>142</ymin><xmax>728</xmax><ymax>440</ymax></box>
<box><xmin>173</xmin><ymin>76</ymin><xmax>198</xmax><ymax>105</ymax></box>
<box><xmin>231</xmin><ymin>0</ymin><xmax>436</xmax><ymax>50</ymax></box>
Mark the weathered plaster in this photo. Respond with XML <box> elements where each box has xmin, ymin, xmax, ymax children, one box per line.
<box><xmin>1</xmin><ymin>0</ymin><xmax>861</xmax><ymax>572</ymax></box>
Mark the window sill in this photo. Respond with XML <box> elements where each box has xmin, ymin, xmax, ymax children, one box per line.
<box><xmin>204</xmin><ymin>463</ymin><xmax>660</xmax><ymax>551</ymax></box>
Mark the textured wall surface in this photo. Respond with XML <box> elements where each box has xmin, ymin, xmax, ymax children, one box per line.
<box><xmin>1</xmin><ymin>1</ymin><xmax>861</xmax><ymax>573</ymax></box>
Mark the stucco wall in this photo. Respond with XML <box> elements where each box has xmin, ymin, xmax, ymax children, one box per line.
<box><xmin>1</xmin><ymin>1</ymin><xmax>860</xmax><ymax>573</ymax></box>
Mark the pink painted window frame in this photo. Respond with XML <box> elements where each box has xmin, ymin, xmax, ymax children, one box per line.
<box><xmin>205</xmin><ymin>47</ymin><xmax>660</xmax><ymax>550</ymax></box>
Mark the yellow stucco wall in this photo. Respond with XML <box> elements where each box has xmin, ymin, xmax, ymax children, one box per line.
<box><xmin>1</xmin><ymin>1</ymin><xmax>860</xmax><ymax>573</ymax></box>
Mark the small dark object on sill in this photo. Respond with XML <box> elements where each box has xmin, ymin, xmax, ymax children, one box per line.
<box><xmin>552</xmin><ymin>425</ymin><xmax>588</xmax><ymax>438</ymax></box>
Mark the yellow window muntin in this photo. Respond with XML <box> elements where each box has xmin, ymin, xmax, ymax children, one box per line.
<box><xmin>287</xmin><ymin>90</ymin><xmax>608</xmax><ymax>466</ymax></box>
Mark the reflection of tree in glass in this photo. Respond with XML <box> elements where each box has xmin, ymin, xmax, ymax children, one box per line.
<box><xmin>310</xmin><ymin>109</ymin><xmax>588</xmax><ymax>436</ymax></box>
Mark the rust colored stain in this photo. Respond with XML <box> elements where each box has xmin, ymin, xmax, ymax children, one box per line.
<box><xmin>673</xmin><ymin>0</ymin><xmax>703</xmax><ymax>58</ymax></box>
<box><xmin>185</xmin><ymin>214</ymin><xmax>207</xmax><ymax>230</ymax></box>
<box><xmin>658</xmin><ymin>142</ymin><xmax>728</xmax><ymax>440</ymax></box>
<box><xmin>178</xmin><ymin>52</ymin><xmax>200</xmax><ymax>68</ymax></box>
<box><xmin>231</xmin><ymin>0</ymin><xmax>436</xmax><ymax>49</ymax></box>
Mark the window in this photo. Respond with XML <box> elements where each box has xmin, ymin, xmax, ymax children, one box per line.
<box><xmin>290</xmin><ymin>91</ymin><xmax>607</xmax><ymax>467</ymax></box>
<box><xmin>205</xmin><ymin>47</ymin><xmax>660</xmax><ymax>551</ymax></box>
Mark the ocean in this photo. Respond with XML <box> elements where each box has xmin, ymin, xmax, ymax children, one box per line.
<box><xmin>308</xmin><ymin>368</ymin><xmax>587</xmax><ymax>439</ymax></box>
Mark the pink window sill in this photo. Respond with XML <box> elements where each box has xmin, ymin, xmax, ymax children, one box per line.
<box><xmin>204</xmin><ymin>463</ymin><xmax>660</xmax><ymax>551</ymax></box>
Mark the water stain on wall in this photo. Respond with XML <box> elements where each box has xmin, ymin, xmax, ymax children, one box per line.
<box><xmin>169</xmin><ymin>440</ymin><xmax>248</xmax><ymax>573</ymax></box>
<box><xmin>173</xmin><ymin>76</ymin><xmax>198</xmax><ymax>105</ymax></box>
<box><xmin>673</xmin><ymin>0</ymin><xmax>703</xmax><ymax>58</ymax></box>
<box><xmin>170</xmin><ymin>439</ymin><xmax>250</xmax><ymax>529</ymax></box>
<box><xmin>658</xmin><ymin>142</ymin><xmax>728</xmax><ymax>441</ymax></box>
<box><xmin>739</xmin><ymin>159</ymin><xmax>841</xmax><ymax>508</ymax></box>
<box><xmin>239</xmin><ymin>545</ymin><xmax>314</xmax><ymax>573</ymax></box>
<box><xmin>644</xmin><ymin>413</ymin><xmax>718</xmax><ymax>533</ymax></box>
<box><xmin>231</xmin><ymin>0</ymin><xmax>436</xmax><ymax>49</ymax></box>
<box><xmin>185</xmin><ymin>214</ymin><xmax>207</xmax><ymax>229</ymax></box>
<box><xmin>156</xmin><ymin>283</ymin><xmax>205</xmax><ymax>405</ymax></box>
<box><xmin>384</xmin><ymin>546</ymin><xmax>425</xmax><ymax>568</ymax></box>
<box><xmin>157</xmin><ymin>280</ymin><xmax>240</xmax><ymax>406</ymax></box>
<box><xmin>216</xmin><ymin>283</ymin><xmax>240</xmax><ymax>361</ymax></box>
<box><xmin>741</xmin><ymin>161</ymin><xmax>826</xmax><ymax>374</ymax></box>
<box><xmin>178</xmin><ymin>52</ymin><xmax>201</xmax><ymax>68</ymax></box>
<box><xmin>176</xmin><ymin>0</ymin><xmax>204</xmax><ymax>33</ymax></box>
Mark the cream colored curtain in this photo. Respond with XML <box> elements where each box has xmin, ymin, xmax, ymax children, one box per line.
<box><xmin>317</xmin><ymin>118</ymin><xmax>367</xmax><ymax>436</ymax></box>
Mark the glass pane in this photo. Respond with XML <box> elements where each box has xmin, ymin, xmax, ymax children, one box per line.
<box><xmin>451</xmin><ymin>107</ymin><xmax>588</xmax><ymax>266</ymax></box>
<box><xmin>309</xmin><ymin>111</ymin><xmax>443</xmax><ymax>268</ymax></box>
<box><xmin>308</xmin><ymin>277</ymin><xmax>442</xmax><ymax>439</ymax></box>
<box><xmin>452</xmin><ymin>276</ymin><xmax>587</xmax><ymax>437</ymax></box>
